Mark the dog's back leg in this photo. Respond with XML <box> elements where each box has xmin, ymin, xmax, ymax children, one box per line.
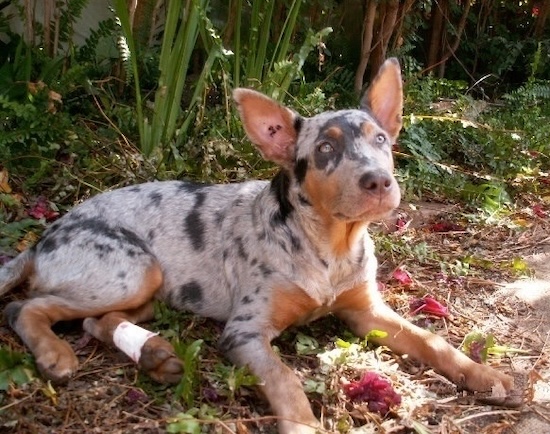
<box><xmin>83</xmin><ymin>300</ymin><xmax>183</xmax><ymax>384</ymax></box>
<box><xmin>4</xmin><ymin>261</ymin><xmax>168</xmax><ymax>383</ymax></box>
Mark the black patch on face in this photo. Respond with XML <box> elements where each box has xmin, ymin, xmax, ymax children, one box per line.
<box><xmin>313</xmin><ymin>115</ymin><xmax>371</xmax><ymax>173</ymax></box>
<box><xmin>184</xmin><ymin>192</ymin><xmax>207</xmax><ymax>251</ymax></box>
<box><xmin>148</xmin><ymin>192</ymin><xmax>163</xmax><ymax>208</ymax></box>
<box><xmin>218</xmin><ymin>331</ymin><xmax>261</xmax><ymax>353</ymax></box>
<box><xmin>294</xmin><ymin>158</ymin><xmax>308</xmax><ymax>184</ymax></box>
<box><xmin>179</xmin><ymin>280</ymin><xmax>204</xmax><ymax>307</ymax></box>
<box><xmin>269</xmin><ymin>170</ymin><xmax>294</xmax><ymax>225</ymax></box>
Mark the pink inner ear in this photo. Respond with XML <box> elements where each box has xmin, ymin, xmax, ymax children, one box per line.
<box><xmin>235</xmin><ymin>89</ymin><xmax>297</xmax><ymax>166</ymax></box>
<box><xmin>363</xmin><ymin>60</ymin><xmax>403</xmax><ymax>139</ymax></box>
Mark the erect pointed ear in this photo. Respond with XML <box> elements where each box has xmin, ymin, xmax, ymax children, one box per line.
<box><xmin>233</xmin><ymin>88</ymin><xmax>299</xmax><ymax>168</ymax></box>
<box><xmin>360</xmin><ymin>58</ymin><xmax>403</xmax><ymax>140</ymax></box>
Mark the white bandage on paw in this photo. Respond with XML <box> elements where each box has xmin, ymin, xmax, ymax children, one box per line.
<box><xmin>112</xmin><ymin>321</ymin><xmax>159</xmax><ymax>363</ymax></box>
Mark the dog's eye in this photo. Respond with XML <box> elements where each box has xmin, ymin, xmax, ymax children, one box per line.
<box><xmin>375</xmin><ymin>133</ymin><xmax>387</xmax><ymax>144</ymax></box>
<box><xmin>318</xmin><ymin>142</ymin><xmax>334</xmax><ymax>153</ymax></box>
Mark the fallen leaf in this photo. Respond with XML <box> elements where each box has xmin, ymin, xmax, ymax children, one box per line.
<box><xmin>429</xmin><ymin>220</ymin><xmax>465</xmax><ymax>232</ymax></box>
<box><xmin>0</xmin><ymin>168</ymin><xmax>12</xmax><ymax>193</ymax></box>
<box><xmin>27</xmin><ymin>196</ymin><xmax>59</xmax><ymax>221</ymax></box>
<box><xmin>409</xmin><ymin>296</ymin><xmax>449</xmax><ymax>318</ymax></box>
<box><xmin>342</xmin><ymin>372</ymin><xmax>401</xmax><ymax>415</ymax></box>
<box><xmin>532</xmin><ymin>204</ymin><xmax>547</xmax><ymax>218</ymax></box>
<box><xmin>392</xmin><ymin>268</ymin><xmax>412</xmax><ymax>286</ymax></box>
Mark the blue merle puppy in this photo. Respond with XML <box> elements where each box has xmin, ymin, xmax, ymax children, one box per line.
<box><xmin>0</xmin><ymin>59</ymin><xmax>514</xmax><ymax>433</ymax></box>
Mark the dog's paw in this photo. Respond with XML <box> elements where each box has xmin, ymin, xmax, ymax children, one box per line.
<box><xmin>35</xmin><ymin>340</ymin><xmax>79</xmax><ymax>384</ymax></box>
<box><xmin>138</xmin><ymin>336</ymin><xmax>183</xmax><ymax>384</ymax></box>
<box><xmin>460</xmin><ymin>364</ymin><xmax>522</xmax><ymax>408</ymax></box>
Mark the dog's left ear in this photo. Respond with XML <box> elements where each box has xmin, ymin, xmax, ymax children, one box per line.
<box><xmin>360</xmin><ymin>58</ymin><xmax>403</xmax><ymax>140</ymax></box>
<box><xmin>233</xmin><ymin>89</ymin><xmax>298</xmax><ymax>168</ymax></box>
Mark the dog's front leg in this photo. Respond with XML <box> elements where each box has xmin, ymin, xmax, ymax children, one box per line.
<box><xmin>219</xmin><ymin>326</ymin><xmax>320</xmax><ymax>434</ymax></box>
<box><xmin>333</xmin><ymin>284</ymin><xmax>515</xmax><ymax>403</ymax></box>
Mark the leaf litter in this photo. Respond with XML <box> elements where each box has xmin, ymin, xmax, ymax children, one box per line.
<box><xmin>0</xmin><ymin>196</ymin><xmax>549</xmax><ymax>433</ymax></box>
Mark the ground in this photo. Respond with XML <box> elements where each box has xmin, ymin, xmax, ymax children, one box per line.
<box><xmin>0</xmin><ymin>201</ymin><xmax>549</xmax><ymax>433</ymax></box>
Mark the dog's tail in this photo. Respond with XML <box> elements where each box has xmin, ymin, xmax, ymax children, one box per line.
<box><xmin>0</xmin><ymin>249</ymin><xmax>35</xmax><ymax>296</ymax></box>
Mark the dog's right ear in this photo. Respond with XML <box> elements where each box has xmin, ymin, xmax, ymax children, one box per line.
<box><xmin>233</xmin><ymin>89</ymin><xmax>299</xmax><ymax>168</ymax></box>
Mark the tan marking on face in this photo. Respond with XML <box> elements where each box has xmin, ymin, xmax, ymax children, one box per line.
<box><xmin>324</xmin><ymin>126</ymin><xmax>344</xmax><ymax>140</ymax></box>
<box><xmin>270</xmin><ymin>285</ymin><xmax>321</xmax><ymax>332</ymax></box>
<box><xmin>361</xmin><ymin>121</ymin><xmax>376</xmax><ymax>137</ymax></box>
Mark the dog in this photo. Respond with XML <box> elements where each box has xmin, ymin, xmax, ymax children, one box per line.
<box><xmin>0</xmin><ymin>58</ymin><xmax>514</xmax><ymax>433</ymax></box>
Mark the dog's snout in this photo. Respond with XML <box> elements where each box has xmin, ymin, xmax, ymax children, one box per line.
<box><xmin>359</xmin><ymin>170</ymin><xmax>393</xmax><ymax>195</ymax></box>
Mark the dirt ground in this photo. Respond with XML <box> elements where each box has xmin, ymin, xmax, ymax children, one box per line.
<box><xmin>0</xmin><ymin>202</ymin><xmax>549</xmax><ymax>433</ymax></box>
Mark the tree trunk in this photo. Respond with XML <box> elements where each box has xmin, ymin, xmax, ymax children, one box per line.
<box><xmin>370</xmin><ymin>0</ymin><xmax>399</xmax><ymax>79</ymax></box>
<box><xmin>354</xmin><ymin>0</ymin><xmax>377</xmax><ymax>95</ymax></box>
<box><xmin>534</xmin><ymin>0</ymin><xmax>550</xmax><ymax>38</ymax></box>
<box><xmin>426</xmin><ymin>0</ymin><xmax>446</xmax><ymax>75</ymax></box>
<box><xmin>439</xmin><ymin>0</ymin><xmax>472</xmax><ymax>76</ymax></box>
<box><xmin>391</xmin><ymin>0</ymin><xmax>415</xmax><ymax>52</ymax></box>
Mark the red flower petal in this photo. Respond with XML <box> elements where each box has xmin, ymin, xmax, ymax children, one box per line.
<box><xmin>410</xmin><ymin>296</ymin><xmax>449</xmax><ymax>318</ymax></box>
<box><xmin>392</xmin><ymin>268</ymin><xmax>412</xmax><ymax>286</ymax></box>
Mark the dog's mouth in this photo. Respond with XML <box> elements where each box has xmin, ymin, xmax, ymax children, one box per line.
<box><xmin>333</xmin><ymin>189</ymin><xmax>400</xmax><ymax>222</ymax></box>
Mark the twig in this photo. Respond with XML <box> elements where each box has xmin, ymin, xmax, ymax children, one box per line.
<box><xmin>454</xmin><ymin>409</ymin><xmax>521</xmax><ymax>424</ymax></box>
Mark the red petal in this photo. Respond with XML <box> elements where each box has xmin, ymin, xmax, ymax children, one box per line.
<box><xmin>410</xmin><ymin>296</ymin><xmax>449</xmax><ymax>317</ymax></box>
<box><xmin>392</xmin><ymin>268</ymin><xmax>412</xmax><ymax>286</ymax></box>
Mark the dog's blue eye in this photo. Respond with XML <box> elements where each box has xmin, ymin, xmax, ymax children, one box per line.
<box><xmin>376</xmin><ymin>134</ymin><xmax>386</xmax><ymax>144</ymax></box>
<box><xmin>318</xmin><ymin>142</ymin><xmax>334</xmax><ymax>153</ymax></box>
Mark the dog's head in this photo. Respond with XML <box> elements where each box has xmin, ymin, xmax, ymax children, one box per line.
<box><xmin>234</xmin><ymin>58</ymin><xmax>402</xmax><ymax>223</ymax></box>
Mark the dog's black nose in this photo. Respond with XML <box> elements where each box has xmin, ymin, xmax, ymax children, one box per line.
<box><xmin>359</xmin><ymin>170</ymin><xmax>393</xmax><ymax>195</ymax></box>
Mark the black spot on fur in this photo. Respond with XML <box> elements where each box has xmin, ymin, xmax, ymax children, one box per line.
<box><xmin>270</xmin><ymin>171</ymin><xmax>294</xmax><ymax>225</ymax></box>
<box><xmin>218</xmin><ymin>331</ymin><xmax>261</xmax><ymax>353</ymax></box>
<box><xmin>148</xmin><ymin>192</ymin><xmax>163</xmax><ymax>208</ymax></box>
<box><xmin>235</xmin><ymin>237</ymin><xmax>248</xmax><ymax>261</ymax></box>
<box><xmin>320</xmin><ymin>258</ymin><xmax>329</xmax><ymax>268</ymax></box>
<box><xmin>39</xmin><ymin>236</ymin><xmax>58</xmax><ymax>254</ymax></box>
<box><xmin>233</xmin><ymin>314</ymin><xmax>254</xmax><ymax>322</ymax></box>
<box><xmin>241</xmin><ymin>295</ymin><xmax>253</xmax><ymax>304</ymax></box>
<box><xmin>4</xmin><ymin>301</ymin><xmax>23</xmax><ymax>328</ymax></box>
<box><xmin>184</xmin><ymin>193</ymin><xmax>207</xmax><ymax>250</ymax></box>
<box><xmin>117</xmin><ymin>271</ymin><xmax>127</xmax><ymax>279</ymax></box>
<box><xmin>294</xmin><ymin>116</ymin><xmax>303</xmax><ymax>134</ymax></box>
<box><xmin>290</xmin><ymin>233</ymin><xmax>302</xmax><ymax>252</ymax></box>
<box><xmin>179</xmin><ymin>281</ymin><xmax>204</xmax><ymax>307</ymax></box>
<box><xmin>250</xmin><ymin>258</ymin><xmax>258</xmax><ymax>266</ymax></box>
<box><xmin>298</xmin><ymin>194</ymin><xmax>312</xmax><ymax>206</ymax></box>
<box><xmin>129</xmin><ymin>186</ymin><xmax>142</xmax><ymax>193</ymax></box>
<box><xmin>176</xmin><ymin>182</ymin><xmax>210</xmax><ymax>193</ymax></box>
<box><xmin>258</xmin><ymin>263</ymin><xmax>273</xmax><ymax>277</ymax></box>
<box><xmin>185</xmin><ymin>212</ymin><xmax>205</xmax><ymax>250</ymax></box>
<box><xmin>147</xmin><ymin>229</ymin><xmax>156</xmax><ymax>241</ymax></box>
<box><xmin>294</xmin><ymin>158</ymin><xmax>308</xmax><ymax>184</ymax></box>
